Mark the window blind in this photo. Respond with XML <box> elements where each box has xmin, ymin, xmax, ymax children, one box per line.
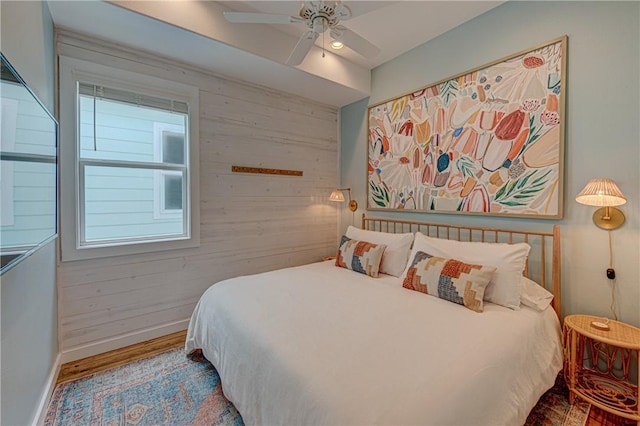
<box><xmin>78</xmin><ymin>82</ymin><xmax>188</xmax><ymax>114</ymax></box>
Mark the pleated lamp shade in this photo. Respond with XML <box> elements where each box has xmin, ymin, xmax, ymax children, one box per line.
<box><xmin>329</xmin><ymin>188</ymin><xmax>357</xmax><ymax>212</ymax></box>
<box><xmin>575</xmin><ymin>178</ymin><xmax>626</xmax><ymax>207</ymax></box>
<box><xmin>329</xmin><ymin>190</ymin><xmax>345</xmax><ymax>202</ymax></box>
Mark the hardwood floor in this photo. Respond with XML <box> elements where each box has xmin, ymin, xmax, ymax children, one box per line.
<box><xmin>56</xmin><ymin>330</ymin><xmax>187</xmax><ymax>385</ymax></box>
<box><xmin>55</xmin><ymin>331</ymin><xmax>630</xmax><ymax>425</ymax></box>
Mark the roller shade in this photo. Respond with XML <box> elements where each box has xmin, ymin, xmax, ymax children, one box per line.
<box><xmin>78</xmin><ymin>82</ymin><xmax>188</xmax><ymax>114</ymax></box>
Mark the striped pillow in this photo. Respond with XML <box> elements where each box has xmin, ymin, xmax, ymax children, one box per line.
<box><xmin>402</xmin><ymin>251</ymin><xmax>496</xmax><ymax>312</ymax></box>
<box><xmin>335</xmin><ymin>236</ymin><xmax>386</xmax><ymax>278</ymax></box>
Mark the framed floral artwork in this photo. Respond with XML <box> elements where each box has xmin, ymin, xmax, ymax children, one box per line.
<box><xmin>367</xmin><ymin>36</ymin><xmax>566</xmax><ymax>218</ymax></box>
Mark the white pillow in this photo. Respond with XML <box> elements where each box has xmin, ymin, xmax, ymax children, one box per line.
<box><xmin>404</xmin><ymin>233</ymin><xmax>530</xmax><ymax>309</ymax></box>
<box><xmin>345</xmin><ymin>226</ymin><xmax>414</xmax><ymax>277</ymax></box>
<box><xmin>521</xmin><ymin>276</ymin><xmax>554</xmax><ymax>311</ymax></box>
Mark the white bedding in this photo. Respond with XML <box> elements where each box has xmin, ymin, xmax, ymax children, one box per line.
<box><xmin>186</xmin><ymin>261</ymin><xmax>562</xmax><ymax>426</ymax></box>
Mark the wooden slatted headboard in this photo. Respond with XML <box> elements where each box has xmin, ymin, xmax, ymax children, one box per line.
<box><xmin>361</xmin><ymin>214</ymin><xmax>562</xmax><ymax>319</ymax></box>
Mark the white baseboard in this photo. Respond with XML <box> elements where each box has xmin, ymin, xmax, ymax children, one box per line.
<box><xmin>31</xmin><ymin>353</ymin><xmax>61</xmax><ymax>426</ymax></box>
<box><xmin>31</xmin><ymin>320</ymin><xmax>189</xmax><ymax>425</ymax></box>
<box><xmin>59</xmin><ymin>319</ymin><xmax>190</xmax><ymax>364</ymax></box>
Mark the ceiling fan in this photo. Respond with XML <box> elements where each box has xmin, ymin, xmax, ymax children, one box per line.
<box><xmin>223</xmin><ymin>1</ymin><xmax>381</xmax><ymax>66</ymax></box>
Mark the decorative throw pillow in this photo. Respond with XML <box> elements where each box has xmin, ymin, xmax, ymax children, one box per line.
<box><xmin>345</xmin><ymin>226</ymin><xmax>414</xmax><ymax>277</ymax></box>
<box><xmin>402</xmin><ymin>251</ymin><xmax>496</xmax><ymax>312</ymax></box>
<box><xmin>335</xmin><ymin>236</ymin><xmax>386</xmax><ymax>278</ymax></box>
<box><xmin>405</xmin><ymin>233</ymin><xmax>530</xmax><ymax>310</ymax></box>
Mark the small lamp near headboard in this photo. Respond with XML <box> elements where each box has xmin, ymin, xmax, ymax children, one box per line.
<box><xmin>575</xmin><ymin>178</ymin><xmax>626</xmax><ymax>327</ymax></box>
<box><xmin>575</xmin><ymin>178</ymin><xmax>626</xmax><ymax>230</ymax></box>
<box><xmin>329</xmin><ymin>188</ymin><xmax>357</xmax><ymax>212</ymax></box>
<box><xmin>330</xmin><ymin>188</ymin><xmax>358</xmax><ymax>226</ymax></box>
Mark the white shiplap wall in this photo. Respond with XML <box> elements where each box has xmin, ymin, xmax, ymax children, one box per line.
<box><xmin>56</xmin><ymin>31</ymin><xmax>339</xmax><ymax>361</ymax></box>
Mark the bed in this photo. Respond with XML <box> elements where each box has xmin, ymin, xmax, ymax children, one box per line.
<box><xmin>186</xmin><ymin>215</ymin><xmax>563</xmax><ymax>425</ymax></box>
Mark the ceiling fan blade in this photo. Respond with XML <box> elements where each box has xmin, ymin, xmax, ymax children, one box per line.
<box><xmin>333</xmin><ymin>2</ymin><xmax>352</xmax><ymax>21</ymax></box>
<box><xmin>286</xmin><ymin>31</ymin><xmax>319</xmax><ymax>66</ymax></box>
<box><xmin>223</xmin><ymin>12</ymin><xmax>302</xmax><ymax>25</ymax></box>
<box><xmin>330</xmin><ymin>27</ymin><xmax>380</xmax><ymax>58</ymax></box>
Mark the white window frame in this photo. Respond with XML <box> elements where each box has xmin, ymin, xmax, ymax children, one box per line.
<box><xmin>152</xmin><ymin>122</ymin><xmax>184</xmax><ymax>220</ymax></box>
<box><xmin>59</xmin><ymin>56</ymin><xmax>200</xmax><ymax>261</ymax></box>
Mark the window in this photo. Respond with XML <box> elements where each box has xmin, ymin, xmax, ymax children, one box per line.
<box><xmin>153</xmin><ymin>123</ymin><xmax>184</xmax><ymax>219</ymax></box>
<box><xmin>59</xmin><ymin>56</ymin><xmax>199</xmax><ymax>261</ymax></box>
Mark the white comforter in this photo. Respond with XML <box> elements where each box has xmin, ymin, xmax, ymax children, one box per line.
<box><xmin>186</xmin><ymin>261</ymin><xmax>562</xmax><ymax>426</ymax></box>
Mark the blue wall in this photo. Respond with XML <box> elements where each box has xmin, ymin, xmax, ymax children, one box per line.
<box><xmin>341</xmin><ymin>1</ymin><xmax>640</xmax><ymax>326</ymax></box>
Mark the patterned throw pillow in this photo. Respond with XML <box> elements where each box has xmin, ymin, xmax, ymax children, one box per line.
<box><xmin>335</xmin><ymin>235</ymin><xmax>386</xmax><ymax>278</ymax></box>
<box><xmin>402</xmin><ymin>251</ymin><xmax>496</xmax><ymax>312</ymax></box>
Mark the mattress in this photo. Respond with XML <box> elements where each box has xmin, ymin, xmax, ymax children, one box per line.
<box><xmin>186</xmin><ymin>260</ymin><xmax>563</xmax><ymax>425</ymax></box>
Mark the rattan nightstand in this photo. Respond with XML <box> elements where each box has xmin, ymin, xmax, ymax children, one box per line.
<box><xmin>563</xmin><ymin>314</ymin><xmax>640</xmax><ymax>425</ymax></box>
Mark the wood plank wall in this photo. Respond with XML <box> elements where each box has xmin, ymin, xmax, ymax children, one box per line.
<box><xmin>56</xmin><ymin>31</ymin><xmax>339</xmax><ymax>360</ymax></box>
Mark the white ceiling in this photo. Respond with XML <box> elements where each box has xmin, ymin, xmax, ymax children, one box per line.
<box><xmin>47</xmin><ymin>0</ymin><xmax>502</xmax><ymax>107</ymax></box>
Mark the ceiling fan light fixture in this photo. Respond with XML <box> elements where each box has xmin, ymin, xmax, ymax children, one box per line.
<box><xmin>226</xmin><ymin>1</ymin><xmax>380</xmax><ymax>66</ymax></box>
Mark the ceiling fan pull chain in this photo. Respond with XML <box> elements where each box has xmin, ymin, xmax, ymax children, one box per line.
<box><xmin>322</xmin><ymin>26</ymin><xmax>326</xmax><ymax>58</ymax></box>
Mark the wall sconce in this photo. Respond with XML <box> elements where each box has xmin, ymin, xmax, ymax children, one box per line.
<box><xmin>575</xmin><ymin>178</ymin><xmax>627</xmax><ymax>327</ymax></box>
<box><xmin>329</xmin><ymin>188</ymin><xmax>357</xmax><ymax>212</ymax></box>
<box><xmin>575</xmin><ymin>178</ymin><xmax>626</xmax><ymax>230</ymax></box>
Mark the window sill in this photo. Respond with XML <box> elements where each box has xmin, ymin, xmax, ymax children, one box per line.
<box><xmin>61</xmin><ymin>233</ymin><xmax>199</xmax><ymax>262</ymax></box>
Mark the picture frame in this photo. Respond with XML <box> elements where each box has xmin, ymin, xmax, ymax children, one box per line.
<box><xmin>367</xmin><ymin>36</ymin><xmax>567</xmax><ymax>218</ymax></box>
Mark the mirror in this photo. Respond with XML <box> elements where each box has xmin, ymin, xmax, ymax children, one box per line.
<box><xmin>1</xmin><ymin>53</ymin><xmax>58</xmax><ymax>274</ymax></box>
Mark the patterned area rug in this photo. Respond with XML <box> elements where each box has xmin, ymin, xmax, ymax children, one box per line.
<box><xmin>47</xmin><ymin>348</ymin><xmax>588</xmax><ymax>426</ymax></box>
<box><xmin>45</xmin><ymin>349</ymin><xmax>242</xmax><ymax>426</ymax></box>
<box><xmin>525</xmin><ymin>374</ymin><xmax>590</xmax><ymax>426</ymax></box>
